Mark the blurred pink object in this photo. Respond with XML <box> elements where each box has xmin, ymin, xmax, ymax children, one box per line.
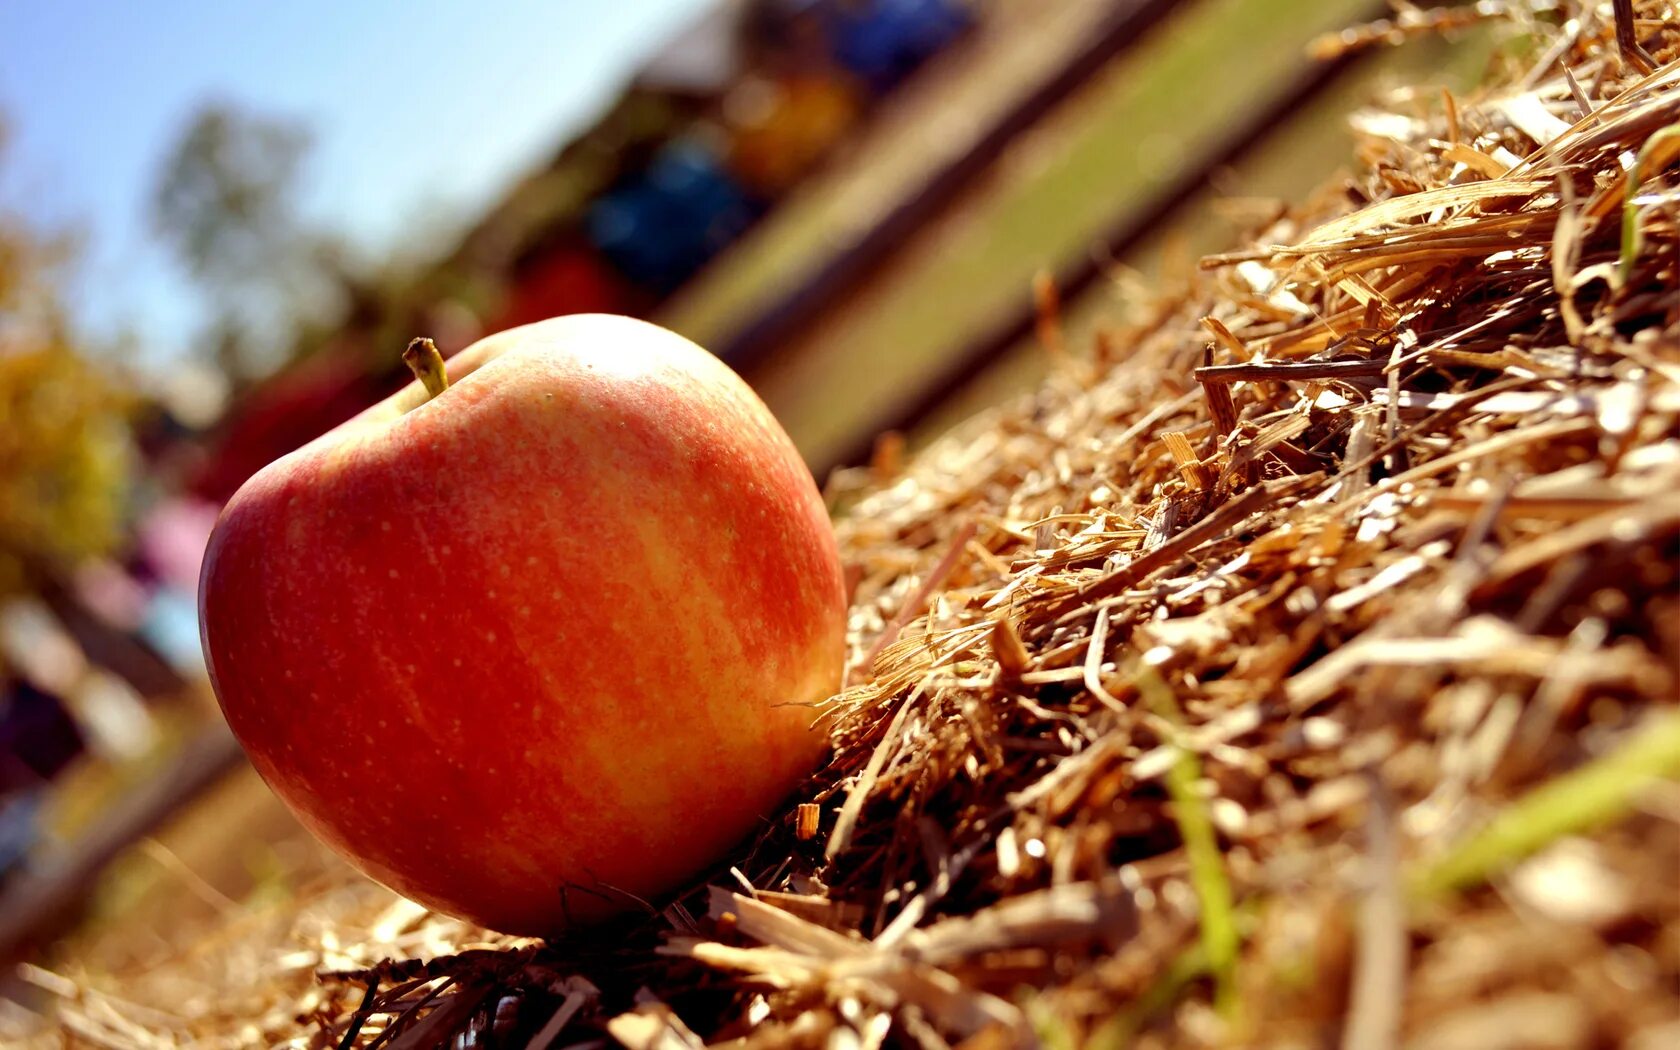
<box><xmin>72</xmin><ymin>559</ymin><xmax>151</xmax><ymax>630</ymax></box>
<box><xmin>137</xmin><ymin>498</ymin><xmax>222</xmax><ymax>594</ymax></box>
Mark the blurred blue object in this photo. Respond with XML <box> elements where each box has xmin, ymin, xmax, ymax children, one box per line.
<box><xmin>587</xmin><ymin>141</ymin><xmax>762</xmax><ymax>295</ymax></box>
<box><xmin>139</xmin><ymin>585</ymin><xmax>207</xmax><ymax>678</ymax></box>
<box><xmin>0</xmin><ymin>788</ymin><xmax>43</xmax><ymax>880</ymax></box>
<box><xmin>0</xmin><ymin>676</ymin><xmax>81</xmax><ymax>878</ymax></box>
<box><xmin>827</xmin><ymin>0</ymin><xmax>973</xmax><ymax>94</ymax></box>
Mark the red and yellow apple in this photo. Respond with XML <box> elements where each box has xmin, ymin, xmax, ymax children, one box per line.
<box><xmin>198</xmin><ymin>315</ymin><xmax>847</xmax><ymax>934</ymax></box>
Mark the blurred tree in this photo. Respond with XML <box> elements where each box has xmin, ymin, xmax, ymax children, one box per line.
<box><xmin>150</xmin><ymin>103</ymin><xmax>350</xmax><ymax>384</ymax></box>
<box><xmin>0</xmin><ymin>123</ymin><xmax>135</xmax><ymax>599</ymax></box>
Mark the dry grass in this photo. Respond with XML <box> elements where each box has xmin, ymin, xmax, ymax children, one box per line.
<box><xmin>12</xmin><ymin>2</ymin><xmax>1680</xmax><ymax>1047</ymax></box>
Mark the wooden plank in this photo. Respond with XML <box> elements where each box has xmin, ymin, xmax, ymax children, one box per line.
<box><xmin>670</xmin><ymin>0</ymin><xmax>1187</xmax><ymax>370</ymax></box>
<box><xmin>738</xmin><ymin>0</ymin><xmax>1386</xmax><ymax>469</ymax></box>
<box><xmin>822</xmin><ymin>34</ymin><xmax>1377</xmax><ymax>473</ymax></box>
<box><xmin>0</xmin><ymin>725</ymin><xmax>246</xmax><ymax>966</ymax></box>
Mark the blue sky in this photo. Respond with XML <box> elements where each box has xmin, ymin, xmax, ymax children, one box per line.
<box><xmin>0</xmin><ymin>0</ymin><xmax>712</xmax><ymax>366</ymax></box>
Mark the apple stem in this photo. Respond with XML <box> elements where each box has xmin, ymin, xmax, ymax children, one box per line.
<box><xmin>403</xmin><ymin>337</ymin><xmax>449</xmax><ymax>400</ymax></box>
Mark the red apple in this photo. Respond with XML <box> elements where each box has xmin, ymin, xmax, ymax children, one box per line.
<box><xmin>198</xmin><ymin>315</ymin><xmax>847</xmax><ymax>934</ymax></box>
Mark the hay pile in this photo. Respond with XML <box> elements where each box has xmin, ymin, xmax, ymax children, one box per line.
<box><xmin>16</xmin><ymin>3</ymin><xmax>1680</xmax><ymax>1047</ymax></box>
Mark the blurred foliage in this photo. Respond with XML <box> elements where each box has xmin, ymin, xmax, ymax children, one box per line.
<box><xmin>0</xmin><ymin>135</ymin><xmax>136</xmax><ymax>599</ymax></box>
<box><xmin>150</xmin><ymin>106</ymin><xmax>309</xmax><ymax>289</ymax></box>
<box><xmin>150</xmin><ymin>103</ymin><xmax>351</xmax><ymax>384</ymax></box>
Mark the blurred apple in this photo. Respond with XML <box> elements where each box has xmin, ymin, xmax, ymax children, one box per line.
<box><xmin>198</xmin><ymin>315</ymin><xmax>846</xmax><ymax>934</ymax></box>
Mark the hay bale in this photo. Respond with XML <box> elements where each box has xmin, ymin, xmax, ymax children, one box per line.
<box><xmin>14</xmin><ymin>3</ymin><xmax>1680</xmax><ymax>1047</ymax></box>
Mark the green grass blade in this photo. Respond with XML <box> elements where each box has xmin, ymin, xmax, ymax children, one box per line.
<box><xmin>1410</xmin><ymin>708</ymin><xmax>1680</xmax><ymax>902</ymax></box>
<box><xmin>1618</xmin><ymin>121</ymin><xmax>1680</xmax><ymax>288</ymax></box>
<box><xmin>1136</xmin><ymin>665</ymin><xmax>1239</xmax><ymax>1017</ymax></box>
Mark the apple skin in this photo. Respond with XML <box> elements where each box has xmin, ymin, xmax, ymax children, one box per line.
<box><xmin>199</xmin><ymin>315</ymin><xmax>847</xmax><ymax>935</ymax></box>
